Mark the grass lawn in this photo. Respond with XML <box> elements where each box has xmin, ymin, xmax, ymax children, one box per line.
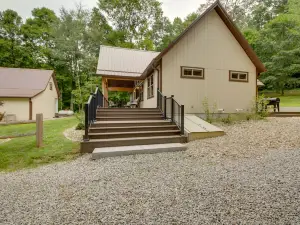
<box><xmin>0</xmin><ymin>117</ymin><xmax>80</xmax><ymax>172</ymax></box>
<box><xmin>260</xmin><ymin>89</ymin><xmax>300</xmax><ymax>107</ymax></box>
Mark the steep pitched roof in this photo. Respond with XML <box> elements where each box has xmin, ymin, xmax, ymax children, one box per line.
<box><xmin>0</xmin><ymin>67</ymin><xmax>59</xmax><ymax>98</ymax></box>
<box><xmin>141</xmin><ymin>1</ymin><xmax>266</xmax><ymax>78</ymax></box>
<box><xmin>96</xmin><ymin>45</ymin><xmax>159</xmax><ymax>78</ymax></box>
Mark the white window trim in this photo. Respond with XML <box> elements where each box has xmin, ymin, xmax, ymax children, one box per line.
<box><xmin>181</xmin><ymin>66</ymin><xmax>205</xmax><ymax>79</ymax></box>
<box><xmin>229</xmin><ymin>70</ymin><xmax>248</xmax><ymax>82</ymax></box>
<box><xmin>147</xmin><ymin>74</ymin><xmax>154</xmax><ymax>99</ymax></box>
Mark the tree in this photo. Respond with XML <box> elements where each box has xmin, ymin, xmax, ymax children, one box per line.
<box><xmin>0</xmin><ymin>10</ymin><xmax>23</xmax><ymax>67</ymax></box>
<box><xmin>257</xmin><ymin>12</ymin><xmax>300</xmax><ymax>94</ymax></box>
<box><xmin>21</xmin><ymin>7</ymin><xmax>58</xmax><ymax>68</ymax></box>
<box><xmin>98</xmin><ymin>0</ymin><xmax>164</xmax><ymax>50</ymax></box>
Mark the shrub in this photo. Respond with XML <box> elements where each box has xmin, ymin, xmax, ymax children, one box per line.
<box><xmin>75</xmin><ymin>122</ymin><xmax>85</xmax><ymax>130</ymax></box>
<box><xmin>202</xmin><ymin>97</ymin><xmax>217</xmax><ymax>123</ymax></box>
<box><xmin>221</xmin><ymin>114</ymin><xmax>233</xmax><ymax>124</ymax></box>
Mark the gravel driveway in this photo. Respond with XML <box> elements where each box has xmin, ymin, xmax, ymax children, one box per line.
<box><xmin>1</xmin><ymin>118</ymin><xmax>300</xmax><ymax>224</ymax></box>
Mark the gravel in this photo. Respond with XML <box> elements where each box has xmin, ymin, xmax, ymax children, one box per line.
<box><xmin>63</xmin><ymin>127</ymin><xmax>84</xmax><ymax>142</ymax></box>
<box><xmin>1</xmin><ymin>118</ymin><xmax>300</xmax><ymax>224</ymax></box>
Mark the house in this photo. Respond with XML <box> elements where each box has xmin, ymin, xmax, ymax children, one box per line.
<box><xmin>0</xmin><ymin>68</ymin><xmax>59</xmax><ymax>121</ymax></box>
<box><xmin>97</xmin><ymin>1</ymin><xmax>266</xmax><ymax>114</ymax></box>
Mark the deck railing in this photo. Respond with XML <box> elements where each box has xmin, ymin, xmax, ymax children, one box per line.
<box><xmin>157</xmin><ymin>89</ymin><xmax>185</xmax><ymax>135</ymax></box>
<box><xmin>84</xmin><ymin>86</ymin><xmax>108</xmax><ymax>141</ymax></box>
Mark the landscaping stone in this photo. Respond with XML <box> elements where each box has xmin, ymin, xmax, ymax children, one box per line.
<box><xmin>63</xmin><ymin>126</ymin><xmax>84</xmax><ymax>142</ymax></box>
<box><xmin>1</xmin><ymin>118</ymin><xmax>300</xmax><ymax>224</ymax></box>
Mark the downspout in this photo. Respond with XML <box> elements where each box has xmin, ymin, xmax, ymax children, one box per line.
<box><xmin>29</xmin><ymin>98</ymin><xmax>32</xmax><ymax>120</ymax></box>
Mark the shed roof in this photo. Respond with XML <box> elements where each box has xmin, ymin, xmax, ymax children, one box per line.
<box><xmin>0</xmin><ymin>67</ymin><xmax>57</xmax><ymax>98</ymax></box>
<box><xmin>96</xmin><ymin>45</ymin><xmax>159</xmax><ymax>78</ymax></box>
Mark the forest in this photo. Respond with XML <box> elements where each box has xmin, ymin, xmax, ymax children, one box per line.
<box><xmin>0</xmin><ymin>0</ymin><xmax>300</xmax><ymax>110</ymax></box>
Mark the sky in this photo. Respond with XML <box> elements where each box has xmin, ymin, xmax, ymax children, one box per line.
<box><xmin>0</xmin><ymin>0</ymin><xmax>206</xmax><ymax>21</ymax></box>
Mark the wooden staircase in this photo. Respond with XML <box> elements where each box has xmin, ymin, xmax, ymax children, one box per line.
<box><xmin>80</xmin><ymin>108</ymin><xmax>187</xmax><ymax>153</ymax></box>
<box><xmin>268</xmin><ymin>112</ymin><xmax>300</xmax><ymax>117</ymax></box>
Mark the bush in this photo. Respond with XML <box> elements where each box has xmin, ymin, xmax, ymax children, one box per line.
<box><xmin>75</xmin><ymin>122</ymin><xmax>85</xmax><ymax>130</ymax></box>
<box><xmin>221</xmin><ymin>114</ymin><xmax>233</xmax><ymax>124</ymax></box>
<box><xmin>202</xmin><ymin>97</ymin><xmax>217</xmax><ymax>123</ymax></box>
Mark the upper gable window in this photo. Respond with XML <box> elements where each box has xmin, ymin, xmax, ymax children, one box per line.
<box><xmin>181</xmin><ymin>66</ymin><xmax>204</xmax><ymax>79</ymax></box>
<box><xmin>49</xmin><ymin>82</ymin><xmax>53</xmax><ymax>90</ymax></box>
<box><xmin>229</xmin><ymin>71</ymin><xmax>248</xmax><ymax>82</ymax></box>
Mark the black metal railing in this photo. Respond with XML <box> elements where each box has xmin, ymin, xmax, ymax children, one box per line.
<box><xmin>84</xmin><ymin>86</ymin><xmax>108</xmax><ymax>141</ymax></box>
<box><xmin>157</xmin><ymin>89</ymin><xmax>185</xmax><ymax>135</ymax></box>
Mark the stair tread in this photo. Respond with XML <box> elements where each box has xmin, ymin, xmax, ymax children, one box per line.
<box><xmin>97</xmin><ymin>116</ymin><xmax>163</xmax><ymax>118</ymax></box>
<box><xmin>90</xmin><ymin>125</ymin><xmax>177</xmax><ymax>130</ymax></box>
<box><xmin>88</xmin><ymin>135</ymin><xmax>185</xmax><ymax>142</ymax></box>
<box><xmin>94</xmin><ymin>120</ymin><xmax>169</xmax><ymax>124</ymax></box>
<box><xmin>92</xmin><ymin>143</ymin><xmax>187</xmax><ymax>158</ymax></box>
<box><xmin>89</xmin><ymin>130</ymin><xmax>180</xmax><ymax>136</ymax></box>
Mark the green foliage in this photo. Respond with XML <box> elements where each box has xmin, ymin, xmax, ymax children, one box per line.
<box><xmin>221</xmin><ymin>114</ymin><xmax>233</xmax><ymax>124</ymax></box>
<box><xmin>109</xmin><ymin>92</ymin><xmax>130</xmax><ymax>107</ymax></box>
<box><xmin>75</xmin><ymin>122</ymin><xmax>84</xmax><ymax>130</ymax></box>
<box><xmin>202</xmin><ymin>97</ymin><xmax>217</xmax><ymax>123</ymax></box>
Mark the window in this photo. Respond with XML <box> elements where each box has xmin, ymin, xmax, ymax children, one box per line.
<box><xmin>181</xmin><ymin>66</ymin><xmax>204</xmax><ymax>79</ymax></box>
<box><xmin>49</xmin><ymin>82</ymin><xmax>53</xmax><ymax>90</ymax></box>
<box><xmin>147</xmin><ymin>75</ymin><xmax>154</xmax><ymax>99</ymax></box>
<box><xmin>140</xmin><ymin>86</ymin><xmax>144</xmax><ymax>102</ymax></box>
<box><xmin>229</xmin><ymin>71</ymin><xmax>248</xmax><ymax>82</ymax></box>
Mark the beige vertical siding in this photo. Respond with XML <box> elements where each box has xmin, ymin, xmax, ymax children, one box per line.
<box><xmin>32</xmin><ymin>76</ymin><xmax>58</xmax><ymax>119</ymax></box>
<box><xmin>161</xmin><ymin>9</ymin><xmax>256</xmax><ymax>113</ymax></box>
<box><xmin>140</xmin><ymin>70</ymin><xmax>158</xmax><ymax>108</ymax></box>
<box><xmin>0</xmin><ymin>98</ymin><xmax>29</xmax><ymax>121</ymax></box>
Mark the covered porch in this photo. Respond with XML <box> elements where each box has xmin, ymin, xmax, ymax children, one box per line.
<box><xmin>101</xmin><ymin>76</ymin><xmax>143</xmax><ymax>107</ymax></box>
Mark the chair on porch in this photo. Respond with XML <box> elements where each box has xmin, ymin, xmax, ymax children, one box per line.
<box><xmin>130</xmin><ymin>97</ymin><xmax>140</xmax><ymax>108</ymax></box>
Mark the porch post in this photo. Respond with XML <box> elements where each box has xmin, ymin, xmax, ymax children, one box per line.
<box><xmin>102</xmin><ymin>78</ymin><xmax>109</xmax><ymax>107</ymax></box>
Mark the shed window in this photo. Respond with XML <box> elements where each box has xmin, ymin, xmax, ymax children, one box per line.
<box><xmin>181</xmin><ymin>67</ymin><xmax>204</xmax><ymax>79</ymax></box>
<box><xmin>147</xmin><ymin>75</ymin><xmax>154</xmax><ymax>99</ymax></box>
<box><xmin>229</xmin><ymin>71</ymin><xmax>248</xmax><ymax>82</ymax></box>
<box><xmin>49</xmin><ymin>82</ymin><xmax>53</xmax><ymax>90</ymax></box>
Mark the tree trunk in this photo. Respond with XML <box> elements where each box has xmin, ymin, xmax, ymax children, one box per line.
<box><xmin>281</xmin><ymin>88</ymin><xmax>284</xmax><ymax>96</ymax></box>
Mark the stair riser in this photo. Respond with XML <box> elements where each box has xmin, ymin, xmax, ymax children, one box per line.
<box><xmin>81</xmin><ymin>137</ymin><xmax>187</xmax><ymax>153</ymax></box>
<box><xmin>269</xmin><ymin>114</ymin><xmax>300</xmax><ymax>117</ymax></box>
<box><xmin>89</xmin><ymin>126</ymin><xmax>178</xmax><ymax>133</ymax></box>
<box><xmin>96</xmin><ymin>113</ymin><xmax>163</xmax><ymax>117</ymax></box>
<box><xmin>96</xmin><ymin>117</ymin><xmax>164</xmax><ymax>121</ymax></box>
<box><xmin>91</xmin><ymin>122</ymin><xmax>174</xmax><ymax>128</ymax></box>
<box><xmin>98</xmin><ymin>109</ymin><xmax>160</xmax><ymax>112</ymax></box>
<box><xmin>88</xmin><ymin>131</ymin><xmax>181</xmax><ymax>139</ymax></box>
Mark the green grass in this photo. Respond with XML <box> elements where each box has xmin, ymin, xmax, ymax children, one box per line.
<box><xmin>0</xmin><ymin>117</ymin><xmax>80</xmax><ymax>172</ymax></box>
<box><xmin>260</xmin><ymin>89</ymin><xmax>300</xmax><ymax>107</ymax></box>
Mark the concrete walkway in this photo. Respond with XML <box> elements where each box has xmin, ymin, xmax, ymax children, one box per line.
<box><xmin>184</xmin><ymin>114</ymin><xmax>225</xmax><ymax>141</ymax></box>
<box><xmin>280</xmin><ymin>107</ymin><xmax>300</xmax><ymax>112</ymax></box>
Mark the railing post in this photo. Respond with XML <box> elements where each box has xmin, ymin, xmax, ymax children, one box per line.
<box><xmin>164</xmin><ymin>96</ymin><xmax>167</xmax><ymax>119</ymax></box>
<box><xmin>171</xmin><ymin>95</ymin><xmax>174</xmax><ymax>122</ymax></box>
<box><xmin>84</xmin><ymin>103</ymin><xmax>89</xmax><ymax>141</ymax></box>
<box><xmin>157</xmin><ymin>88</ymin><xmax>159</xmax><ymax>108</ymax></box>
<box><xmin>181</xmin><ymin>105</ymin><xmax>185</xmax><ymax>135</ymax></box>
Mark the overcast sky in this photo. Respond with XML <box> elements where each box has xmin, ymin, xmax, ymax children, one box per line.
<box><xmin>0</xmin><ymin>0</ymin><xmax>206</xmax><ymax>21</ymax></box>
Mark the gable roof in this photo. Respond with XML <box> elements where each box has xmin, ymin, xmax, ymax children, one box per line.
<box><xmin>0</xmin><ymin>67</ymin><xmax>59</xmax><ymax>98</ymax></box>
<box><xmin>97</xmin><ymin>45</ymin><xmax>159</xmax><ymax>78</ymax></box>
<box><xmin>141</xmin><ymin>1</ymin><xmax>266</xmax><ymax>78</ymax></box>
